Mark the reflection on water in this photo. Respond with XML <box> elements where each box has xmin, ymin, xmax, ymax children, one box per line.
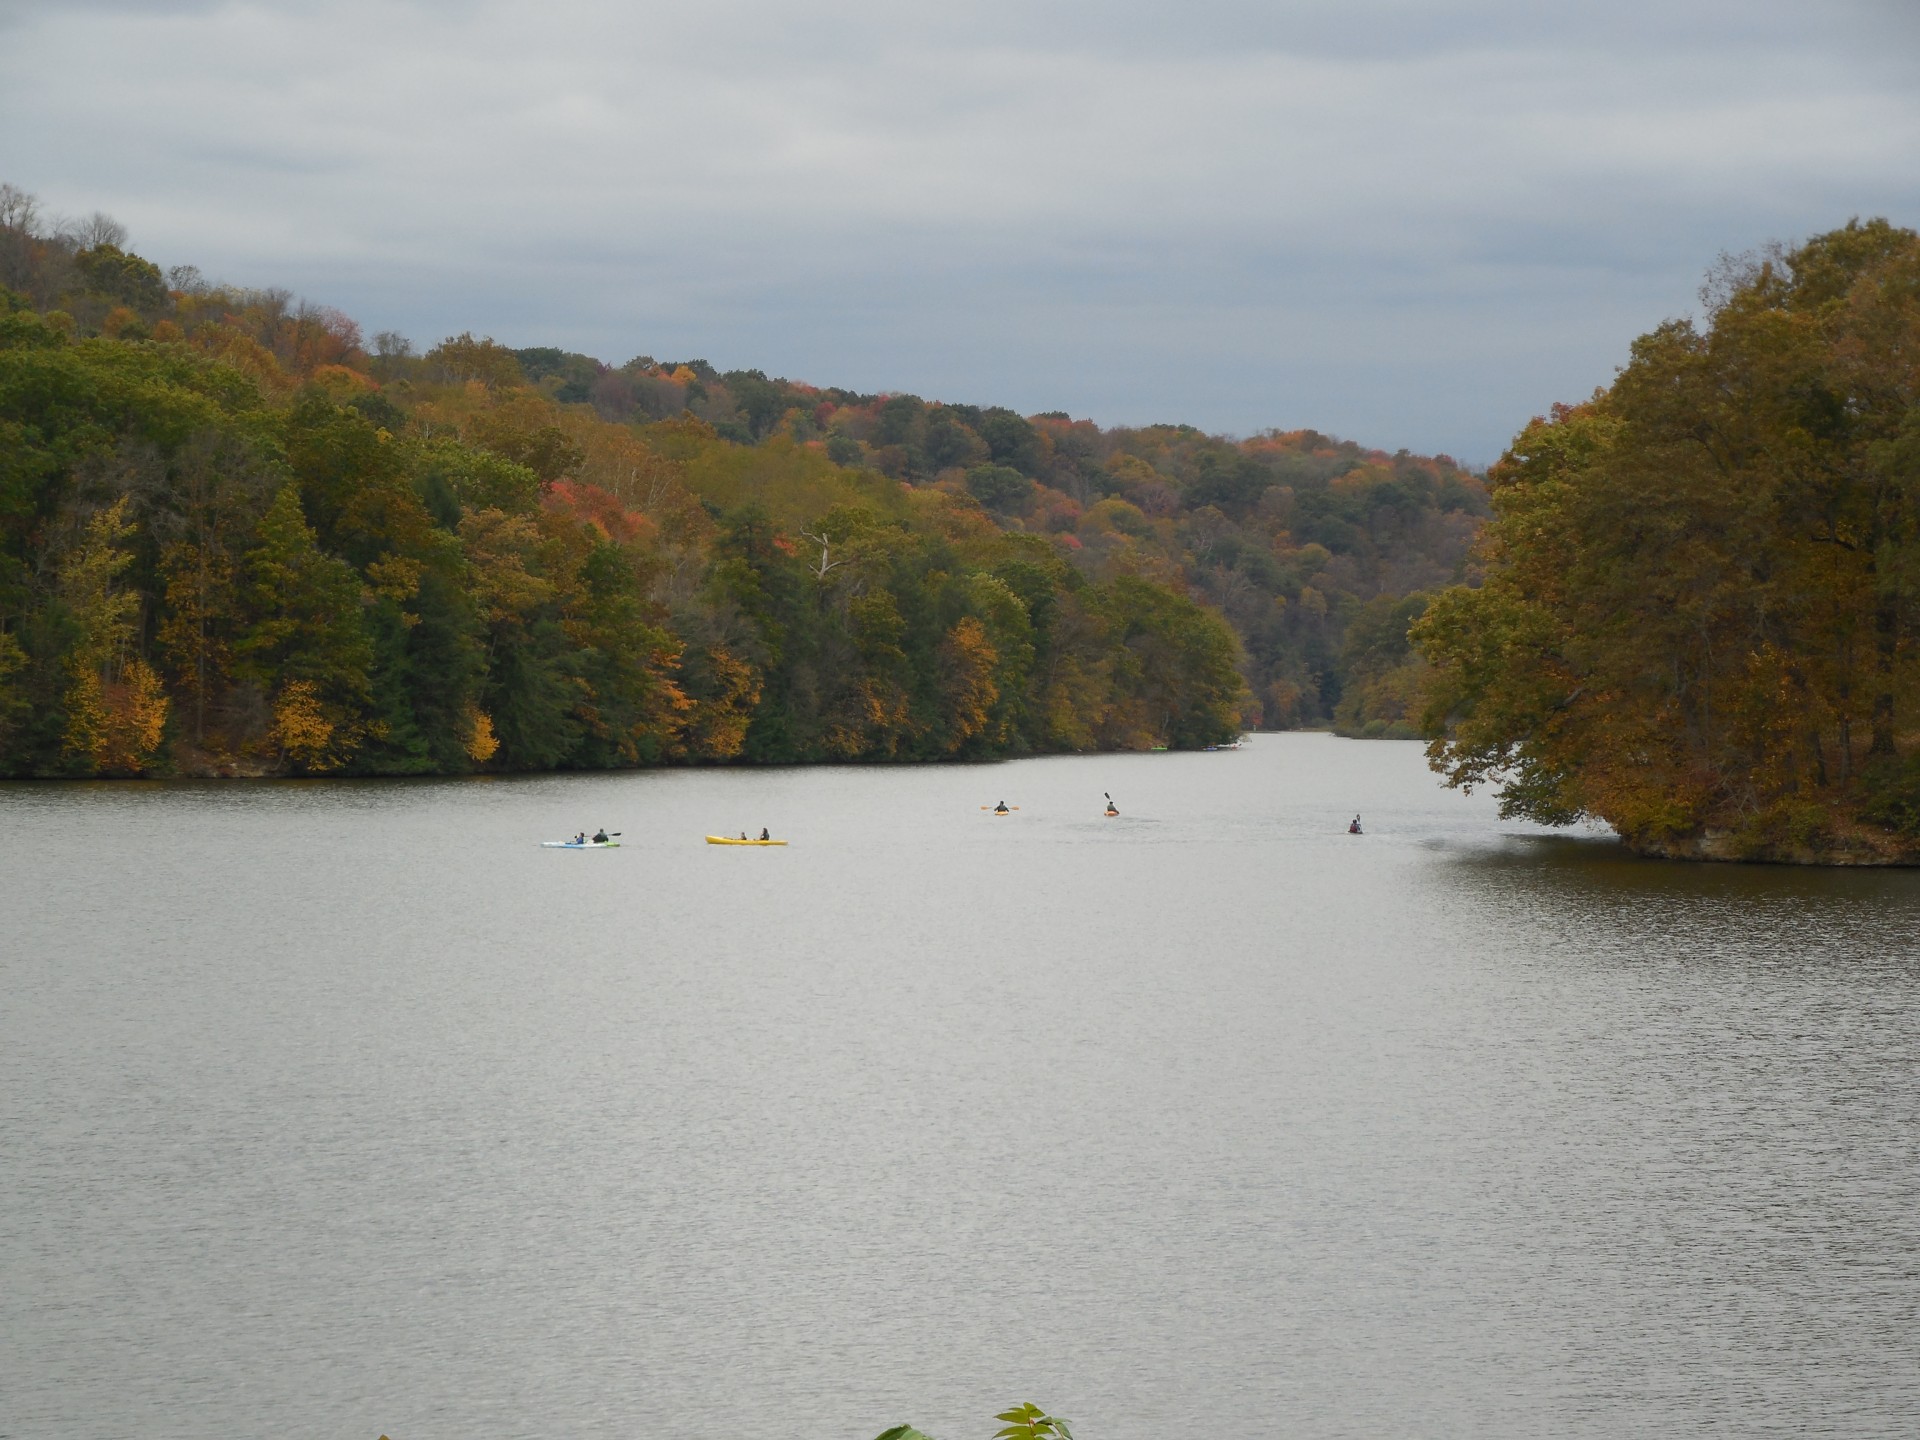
<box><xmin>2</xmin><ymin>736</ymin><xmax>1916</xmax><ymax>1440</ymax></box>
<box><xmin>1448</xmin><ymin>830</ymin><xmax>1920</xmax><ymax>973</ymax></box>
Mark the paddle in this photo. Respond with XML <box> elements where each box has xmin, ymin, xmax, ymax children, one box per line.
<box><xmin>978</xmin><ymin>805</ymin><xmax>1021</xmax><ymax>810</ymax></box>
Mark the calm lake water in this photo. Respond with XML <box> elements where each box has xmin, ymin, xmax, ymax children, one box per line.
<box><xmin>3</xmin><ymin>735</ymin><xmax>1918</xmax><ymax>1440</ymax></box>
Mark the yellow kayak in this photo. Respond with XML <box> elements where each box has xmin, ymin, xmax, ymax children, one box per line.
<box><xmin>706</xmin><ymin>835</ymin><xmax>788</xmax><ymax>846</ymax></box>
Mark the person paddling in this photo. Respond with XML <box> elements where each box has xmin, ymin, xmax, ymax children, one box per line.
<box><xmin>1104</xmin><ymin>791</ymin><xmax>1118</xmax><ymax>817</ymax></box>
<box><xmin>1348</xmin><ymin>815</ymin><xmax>1363</xmax><ymax>834</ymax></box>
<box><xmin>759</xmin><ymin>827</ymin><xmax>770</xmax><ymax>841</ymax></box>
<box><xmin>994</xmin><ymin>800</ymin><xmax>1010</xmax><ymax>814</ymax></box>
<box><xmin>592</xmin><ymin>828</ymin><xmax>609</xmax><ymax>844</ymax></box>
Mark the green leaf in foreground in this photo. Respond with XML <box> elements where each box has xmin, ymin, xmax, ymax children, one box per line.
<box><xmin>994</xmin><ymin>1401</ymin><xmax>1075</xmax><ymax>1440</ymax></box>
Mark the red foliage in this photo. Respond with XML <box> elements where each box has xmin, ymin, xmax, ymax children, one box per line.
<box><xmin>544</xmin><ymin>480</ymin><xmax>656</xmax><ymax>545</ymax></box>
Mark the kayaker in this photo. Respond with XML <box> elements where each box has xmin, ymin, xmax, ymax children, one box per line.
<box><xmin>592</xmin><ymin>828</ymin><xmax>608</xmax><ymax>844</ymax></box>
<box><xmin>1349</xmin><ymin>815</ymin><xmax>1362</xmax><ymax>834</ymax></box>
<box><xmin>994</xmin><ymin>801</ymin><xmax>1009</xmax><ymax>813</ymax></box>
<box><xmin>574</xmin><ymin>831</ymin><xmax>587</xmax><ymax>845</ymax></box>
<box><xmin>759</xmin><ymin>828</ymin><xmax>770</xmax><ymax>841</ymax></box>
<box><xmin>740</xmin><ymin>830</ymin><xmax>748</xmax><ymax>841</ymax></box>
<box><xmin>1105</xmin><ymin>805</ymin><xmax>1119</xmax><ymax>816</ymax></box>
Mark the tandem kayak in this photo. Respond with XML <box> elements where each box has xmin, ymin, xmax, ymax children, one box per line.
<box><xmin>706</xmin><ymin>835</ymin><xmax>788</xmax><ymax>846</ymax></box>
<box><xmin>541</xmin><ymin>840</ymin><xmax>620</xmax><ymax>848</ymax></box>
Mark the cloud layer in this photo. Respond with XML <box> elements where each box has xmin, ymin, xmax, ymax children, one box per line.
<box><xmin>4</xmin><ymin>0</ymin><xmax>1917</xmax><ymax>458</ymax></box>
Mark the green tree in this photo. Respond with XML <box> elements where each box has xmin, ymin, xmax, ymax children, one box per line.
<box><xmin>235</xmin><ymin>484</ymin><xmax>373</xmax><ymax>770</ymax></box>
<box><xmin>427</xmin><ymin>332</ymin><xmax>523</xmax><ymax>388</ymax></box>
<box><xmin>965</xmin><ymin>463</ymin><xmax>1034</xmax><ymax>515</ymax></box>
<box><xmin>73</xmin><ymin>244</ymin><xmax>169</xmax><ymax>313</ymax></box>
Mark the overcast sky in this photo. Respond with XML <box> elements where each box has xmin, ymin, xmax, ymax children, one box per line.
<box><xmin>3</xmin><ymin>0</ymin><xmax>1917</xmax><ymax>460</ymax></box>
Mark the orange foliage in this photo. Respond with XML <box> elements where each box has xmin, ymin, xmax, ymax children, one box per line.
<box><xmin>937</xmin><ymin>616</ymin><xmax>999</xmax><ymax>751</ymax></box>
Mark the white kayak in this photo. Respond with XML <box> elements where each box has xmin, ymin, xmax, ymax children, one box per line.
<box><xmin>541</xmin><ymin>840</ymin><xmax>621</xmax><ymax>848</ymax></box>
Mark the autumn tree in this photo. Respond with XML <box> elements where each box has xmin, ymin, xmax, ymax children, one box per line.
<box><xmin>1418</xmin><ymin>219</ymin><xmax>1920</xmax><ymax>859</ymax></box>
<box><xmin>56</xmin><ymin>498</ymin><xmax>170</xmax><ymax>773</ymax></box>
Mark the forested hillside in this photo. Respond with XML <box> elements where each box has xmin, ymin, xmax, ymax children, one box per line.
<box><xmin>0</xmin><ymin>183</ymin><xmax>1478</xmax><ymax>778</ymax></box>
<box><xmin>495</xmin><ymin>353</ymin><xmax>1487</xmax><ymax>736</ymax></box>
<box><xmin>1417</xmin><ymin>219</ymin><xmax>1920</xmax><ymax>863</ymax></box>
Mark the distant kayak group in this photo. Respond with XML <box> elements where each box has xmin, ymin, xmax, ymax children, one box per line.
<box><xmin>545</xmin><ymin>800</ymin><xmax>1367</xmax><ymax>847</ymax></box>
<box><xmin>536</xmin><ymin>732</ymin><xmax>1385</xmax><ymax>849</ymax></box>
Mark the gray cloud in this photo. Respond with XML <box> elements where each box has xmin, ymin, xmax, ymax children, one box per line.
<box><xmin>2</xmin><ymin>0</ymin><xmax>1916</xmax><ymax>459</ymax></box>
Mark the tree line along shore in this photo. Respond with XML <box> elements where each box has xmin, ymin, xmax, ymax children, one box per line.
<box><xmin>0</xmin><ymin>182</ymin><xmax>1477</xmax><ymax>781</ymax></box>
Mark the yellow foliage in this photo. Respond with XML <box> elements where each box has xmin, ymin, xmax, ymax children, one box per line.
<box><xmin>62</xmin><ymin>660</ymin><xmax>171</xmax><ymax>775</ymax></box>
<box><xmin>192</xmin><ymin>324</ymin><xmax>292</xmax><ymax>393</ymax></box>
<box><xmin>271</xmin><ymin>680</ymin><xmax>341</xmax><ymax>772</ymax></box>
<box><xmin>823</xmin><ymin>677</ymin><xmax>917</xmax><ymax>758</ymax></box>
<box><xmin>680</xmin><ymin>435</ymin><xmax>908</xmax><ymax>531</ymax></box>
<box><xmin>1106</xmin><ymin>454</ymin><xmax>1161</xmax><ymax>487</ymax></box>
<box><xmin>101</xmin><ymin>660</ymin><xmax>171</xmax><ymax>774</ymax></box>
<box><xmin>55</xmin><ymin>499</ymin><xmax>170</xmax><ymax>773</ymax></box>
<box><xmin>309</xmin><ymin>363</ymin><xmax>375</xmax><ymax>399</ymax></box>
<box><xmin>60</xmin><ymin>497</ymin><xmax>141</xmax><ymax>675</ymax></box>
<box><xmin>682</xmin><ymin>646</ymin><xmax>761</xmax><ymax>759</ymax></box>
<box><xmin>1042</xmin><ymin>659</ymin><xmax>1108</xmax><ymax>751</ymax></box>
<box><xmin>61</xmin><ymin>669</ymin><xmax>109</xmax><ymax>767</ymax></box>
<box><xmin>459</xmin><ymin>509</ymin><xmax>557</xmax><ymax>622</ymax></box>
<box><xmin>1079</xmin><ymin>497</ymin><xmax>1151</xmax><ymax>539</ymax></box>
<box><xmin>938</xmin><ymin>615</ymin><xmax>999</xmax><ymax>751</ymax></box>
<box><xmin>365</xmin><ymin>554</ymin><xmax>424</xmax><ymax>605</ymax></box>
<box><xmin>464</xmin><ymin>709</ymin><xmax>500</xmax><ymax>764</ymax></box>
